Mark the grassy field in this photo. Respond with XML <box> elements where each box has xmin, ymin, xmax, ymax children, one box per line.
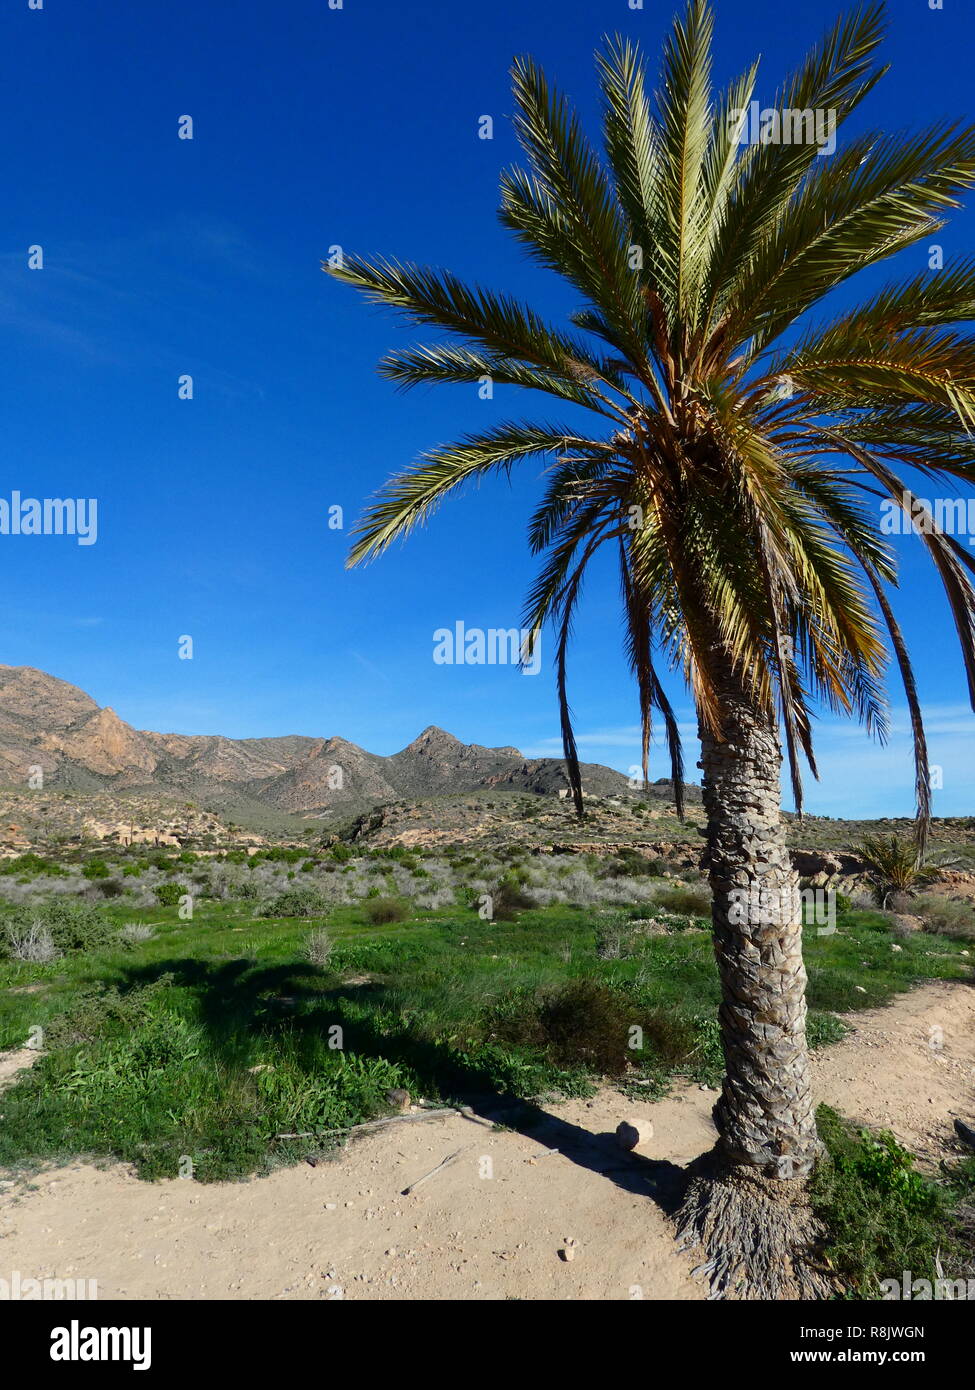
<box><xmin>0</xmin><ymin>890</ymin><xmax>969</xmax><ymax>1175</ymax></box>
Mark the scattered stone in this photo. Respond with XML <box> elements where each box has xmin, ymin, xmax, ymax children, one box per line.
<box><xmin>616</xmin><ymin>1119</ymin><xmax>654</xmax><ymax>1151</ymax></box>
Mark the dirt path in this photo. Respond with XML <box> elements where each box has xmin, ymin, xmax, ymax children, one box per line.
<box><xmin>1</xmin><ymin>979</ymin><xmax>972</xmax><ymax>1301</ymax></box>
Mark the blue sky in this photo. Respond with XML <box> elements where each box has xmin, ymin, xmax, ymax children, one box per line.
<box><xmin>2</xmin><ymin>0</ymin><xmax>974</xmax><ymax>816</ymax></box>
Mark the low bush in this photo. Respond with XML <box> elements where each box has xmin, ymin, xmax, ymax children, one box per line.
<box><xmin>305</xmin><ymin>928</ymin><xmax>334</xmax><ymax>967</ymax></box>
<box><xmin>811</xmin><ymin>1105</ymin><xmax>956</xmax><ymax>1297</ymax></box>
<box><xmin>118</xmin><ymin>923</ymin><xmax>157</xmax><ymax>944</ymax></box>
<box><xmin>491</xmin><ymin>875</ymin><xmax>534</xmax><ymax>921</ymax></box>
<box><xmin>912</xmin><ymin>895</ymin><xmax>975</xmax><ymax>941</ymax></box>
<box><xmin>1</xmin><ymin>898</ymin><xmax>114</xmax><ymax>956</ymax></box>
<box><xmin>4</xmin><ymin>919</ymin><xmax>60</xmax><ymax>963</ymax></box>
<box><xmin>654</xmin><ymin>884</ymin><xmax>712</xmax><ymax>917</ymax></box>
<box><xmin>362</xmin><ymin>896</ymin><xmax>409</xmax><ymax>925</ymax></box>
<box><xmin>261</xmin><ymin>886</ymin><xmax>329</xmax><ymax>919</ymax></box>
<box><xmin>493</xmin><ymin>980</ymin><xmax>655</xmax><ymax>1077</ymax></box>
<box><xmin>0</xmin><ymin>853</ymin><xmax>66</xmax><ymax>879</ymax></box>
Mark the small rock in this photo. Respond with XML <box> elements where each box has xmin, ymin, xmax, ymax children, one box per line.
<box><xmin>616</xmin><ymin>1119</ymin><xmax>654</xmax><ymax>1151</ymax></box>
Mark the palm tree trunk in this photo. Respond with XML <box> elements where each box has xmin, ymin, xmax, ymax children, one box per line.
<box><xmin>674</xmin><ymin>656</ymin><xmax>828</xmax><ymax>1298</ymax></box>
<box><xmin>697</xmin><ymin>679</ymin><xmax>821</xmax><ymax>1179</ymax></box>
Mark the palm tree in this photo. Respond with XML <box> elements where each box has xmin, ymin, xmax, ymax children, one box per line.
<box><xmin>857</xmin><ymin>832</ymin><xmax>934</xmax><ymax>907</ymax></box>
<box><xmin>326</xmin><ymin>0</ymin><xmax>975</xmax><ymax>1296</ymax></box>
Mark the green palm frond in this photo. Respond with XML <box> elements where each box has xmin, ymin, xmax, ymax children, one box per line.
<box><xmin>347</xmin><ymin>422</ymin><xmax>583</xmax><ymax>565</ymax></box>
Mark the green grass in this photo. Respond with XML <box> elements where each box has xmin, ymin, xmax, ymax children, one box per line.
<box><xmin>0</xmin><ymin>896</ymin><xmax>971</xmax><ymax>1206</ymax></box>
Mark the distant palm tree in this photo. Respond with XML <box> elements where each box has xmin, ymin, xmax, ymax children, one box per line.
<box><xmin>328</xmin><ymin>0</ymin><xmax>975</xmax><ymax>1296</ymax></box>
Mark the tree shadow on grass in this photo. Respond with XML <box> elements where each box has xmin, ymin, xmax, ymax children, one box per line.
<box><xmin>109</xmin><ymin>954</ymin><xmax>689</xmax><ymax>1213</ymax></box>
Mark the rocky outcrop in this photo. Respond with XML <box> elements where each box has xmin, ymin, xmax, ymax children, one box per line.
<box><xmin>41</xmin><ymin>707</ymin><xmax>158</xmax><ymax>779</ymax></box>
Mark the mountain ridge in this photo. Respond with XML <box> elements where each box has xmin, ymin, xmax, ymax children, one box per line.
<box><xmin>0</xmin><ymin>664</ymin><xmax>668</xmax><ymax>818</ymax></box>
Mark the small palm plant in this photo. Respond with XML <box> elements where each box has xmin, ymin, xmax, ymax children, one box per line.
<box><xmin>327</xmin><ymin>1</ymin><xmax>975</xmax><ymax>1295</ymax></box>
<box><xmin>857</xmin><ymin>833</ymin><xmax>931</xmax><ymax>907</ymax></box>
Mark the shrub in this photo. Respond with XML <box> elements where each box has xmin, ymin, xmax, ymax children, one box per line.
<box><xmin>261</xmin><ymin>886</ymin><xmax>329</xmax><ymax>918</ymax></box>
<box><xmin>82</xmin><ymin>859</ymin><xmax>111</xmax><ymax>880</ymax></box>
<box><xmin>494</xmin><ymin>980</ymin><xmax>649</xmax><ymax>1076</ymax></box>
<box><xmin>118</xmin><ymin>923</ymin><xmax>157</xmax><ymax>944</ymax></box>
<box><xmin>600</xmin><ymin>849</ymin><xmax>663</xmax><ymax>880</ymax></box>
<box><xmin>155</xmin><ymin>882</ymin><xmax>186</xmax><ymax>908</ymax></box>
<box><xmin>595</xmin><ymin>913</ymin><xmax>637</xmax><ymax>960</ymax></box>
<box><xmin>19</xmin><ymin>898</ymin><xmax>114</xmax><ymax>953</ymax></box>
<box><xmin>43</xmin><ymin>976</ymin><xmax>174</xmax><ymax>1048</ymax></box>
<box><xmin>5</xmin><ymin>920</ymin><xmax>60</xmax><ymax>963</ymax></box>
<box><xmin>654</xmin><ymin>884</ymin><xmax>712</xmax><ymax>917</ymax></box>
<box><xmin>811</xmin><ymin>1105</ymin><xmax>948</xmax><ymax>1296</ymax></box>
<box><xmin>362</xmin><ymin>896</ymin><xmax>409</xmax><ymax>925</ymax></box>
<box><xmin>912</xmin><ymin>895</ymin><xmax>975</xmax><ymax>941</ymax></box>
<box><xmin>257</xmin><ymin>846</ymin><xmax>306</xmax><ymax>865</ymax></box>
<box><xmin>491</xmin><ymin>875</ymin><xmax>533</xmax><ymax>921</ymax></box>
<box><xmin>0</xmin><ymin>853</ymin><xmax>65</xmax><ymax>879</ymax></box>
<box><xmin>305</xmin><ymin>928</ymin><xmax>334</xmax><ymax>967</ymax></box>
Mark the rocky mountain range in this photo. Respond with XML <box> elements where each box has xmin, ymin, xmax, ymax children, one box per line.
<box><xmin>0</xmin><ymin>665</ymin><xmax>662</xmax><ymax>822</ymax></box>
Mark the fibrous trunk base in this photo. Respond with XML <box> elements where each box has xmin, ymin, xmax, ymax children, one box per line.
<box><xmin>675</xmin><ymin>1151</ymin><xmax>832</xmax><ymax>1301</ymax></box>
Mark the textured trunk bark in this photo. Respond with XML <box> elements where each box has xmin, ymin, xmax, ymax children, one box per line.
<box><xmin>698</xmin><ymin>665</ymin><xmax>822</xmax><ymax>1180</ymax></box>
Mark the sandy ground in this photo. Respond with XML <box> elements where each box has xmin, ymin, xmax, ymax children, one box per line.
<box><xmin>0</xmin><ymin>978</ymin><xmax>972</xmax><ymax>1301</ymax></box>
